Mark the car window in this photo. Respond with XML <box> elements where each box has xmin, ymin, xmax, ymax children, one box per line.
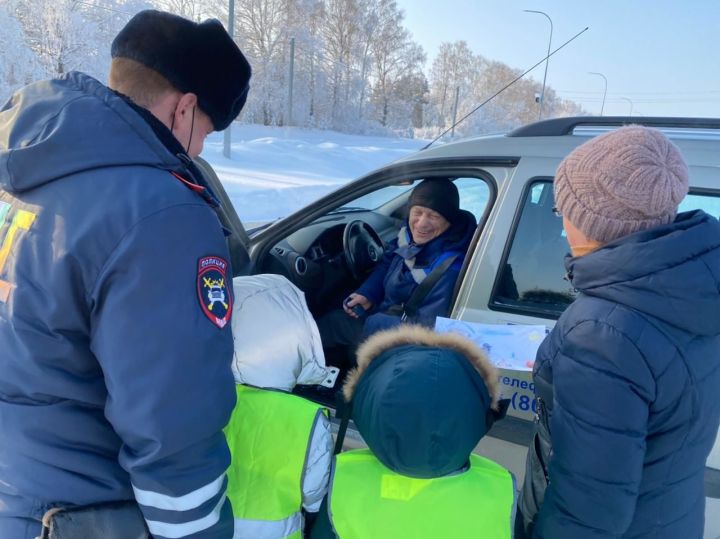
<box><xmin>491</xmin><ymin>180</ymin><xmax>574</xmax><ymax>318</ymax></box>
<box><xmin>680</xmin><ymin>192</ymin><xmax>720</xmax><ymax>219</ymax></box>
<box><xmin>455</xmin><ymin>177</ymin><xmax>490</xmax><ymax>223</ymax></box>
<box><xmin>490</xmin><ymin>180</ymin><xmax>720</xmax><ymax>319</ymax></box>
<box><xmin>339</xmin><ymin>176</ymin><xmax>490</xmax><ymax>223</ymax></box>
<box><xmin>339</xmin><ymin>184</ymin><xmax>414</xmax><ymax>211</ymax></box>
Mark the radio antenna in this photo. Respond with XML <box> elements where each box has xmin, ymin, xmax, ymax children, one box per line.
<box><xmin>423</xmin><ymin>26</ymin><xmax>590</xmax><ymax>150</ymax></box>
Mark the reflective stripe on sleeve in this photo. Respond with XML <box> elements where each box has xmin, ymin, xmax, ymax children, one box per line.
<box><xmin>132</xmin><ymin>472</ymin><xmax>226</xmax><ymax>511</ymax></box>
<box><xmin>145</xmin><ymin>494</ymin><xmax>227</xmax><ymax>538</ymax></box>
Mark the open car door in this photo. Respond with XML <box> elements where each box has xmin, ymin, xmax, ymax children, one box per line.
<box><xmin>194</xmin><ymin>156</ymin><xmax>254</xmax><ymax>277</ymax></box>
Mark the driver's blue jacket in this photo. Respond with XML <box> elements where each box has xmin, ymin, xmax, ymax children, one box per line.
<box><xmin>357</xmin><ymin>209</ymin><xmax>476</xmax><ymax>334</ymax></box>
<box><xmin>0</xmin><ymin>73</ymin><xmax>236</xmax><ymax>538</ymax></box>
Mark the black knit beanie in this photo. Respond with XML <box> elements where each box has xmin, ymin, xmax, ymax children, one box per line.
<box><xmin>408</xmin><ymin>179</ymin><xmax>460</xmax><ymax>222</ymax></box>
<box><xmin>111</xmin><ymin>10</ymin><xmax>252</xmax><ymax>131</ymax></box>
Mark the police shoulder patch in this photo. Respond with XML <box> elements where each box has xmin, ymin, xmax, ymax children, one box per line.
<box><xmin>197</xmin><ymin>256</ymin><xmax>232</xmax><ymax>329</ymax></box>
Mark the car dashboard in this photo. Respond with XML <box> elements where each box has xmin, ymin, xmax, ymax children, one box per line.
<box><xmin>258</xmin><ymin>210</ymin><xmax>400</xmax><ymax>313</ymax></box>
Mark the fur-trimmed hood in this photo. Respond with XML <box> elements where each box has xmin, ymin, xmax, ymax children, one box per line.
<box><xmin>345</xmin><ymin>324</ymin><xmax>500</xmax><ymax>408</ymax></box>
<box><xmin>344</xmin><ymin>325</ymin><xmax>502</xmax><ymax>478</ymax></box>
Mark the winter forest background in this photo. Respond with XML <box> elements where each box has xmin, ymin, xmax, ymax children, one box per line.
<box><xmin>0</xmin><ymin>0</ymin><xmax>585</xmax><ymax>139</ymax></box>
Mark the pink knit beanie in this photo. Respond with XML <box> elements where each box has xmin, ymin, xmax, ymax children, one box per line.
<box><xmin>554</xmin><ymin>126</ymin><xmax>689</xmax><ymax>242</ymax></box>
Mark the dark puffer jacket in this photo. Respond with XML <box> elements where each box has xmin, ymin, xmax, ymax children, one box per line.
<box><xmin>356</xmin><ymin>209</ymin><xmax>476</xmax><ymax>334</ymax></box>
<box><xmin>518</xmin><ymin>210</ymin><xmax>720</xmax><ymax>539</ymax></box>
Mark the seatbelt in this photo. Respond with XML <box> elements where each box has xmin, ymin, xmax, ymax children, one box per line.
<box><xmin>386</xmin><ymin>254</ymin><xmax>459</xmax><ymax>320</ymax></box>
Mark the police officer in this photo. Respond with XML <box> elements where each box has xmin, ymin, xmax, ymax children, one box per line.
<box><xmin>0</xmin><ymin>10</ymin><xmax>250</xmax><ymax>539</ymax></box>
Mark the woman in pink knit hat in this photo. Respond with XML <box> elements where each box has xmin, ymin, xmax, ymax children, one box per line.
<box><xmin>516</xmin><ymin>126</ymin><xmax>720</xmax><ymax>539</ymax></box>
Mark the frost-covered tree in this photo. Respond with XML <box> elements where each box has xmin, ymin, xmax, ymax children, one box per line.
<box><xmin>367</xmin><ymin>0</ymin><xmax>425</xmax><ymax>128</ymax></box>
<box><xmin>318</xmin><ymin>0</ymin><xmax>364</xmax><ymax>128</ymax></box>
<box><xmin>283</xmin><ymin>0</ymin><xmax>330</xmax><ymax>127</ymax></box>
<box><xmin>428</xmin><ymin>41</ymin><xmax>479</xmax><ymax>129</ymax></box>
<box><xmin>0</xmin><ymin>0</ymin><xmax>585</xmax><ymax>136</ymax></box>
<box><xmin>390</xmin><ymin>71</ymin><xmax>428</xmax><ymax>131</ymax></box>
<box><xmin>426</xmin><ymin>40</ymin><xmax>586</xmax><ymax>138</ymax></box>
<box><xmin>3</xmin><ymin>0</ymin><xmax>151</xmax><ymax>85</ymax></box>
<box><xmin>232</xmin><ymin>0</ymin><xmax>295</xmax><ymax>125</ymax></box>
<box><xmin>154</xmin><ymin>0</ymin><xmax>216</xmax><ymax>21</ymax></box>
<box><xmin>0</xmin><ymin>2</ymin><xmax>43</xmax><ymax>102</ymax></box>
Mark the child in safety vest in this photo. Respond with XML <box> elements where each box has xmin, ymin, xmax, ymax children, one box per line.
<box><xmin>309</xmin><ymin>325</ymin><xmax>516</xmax><ymax>539</ymax></box>
<box><xmin>226</xmin><ymin>274</ymin><xmax>334</xmax><ymax>539</ymax></box>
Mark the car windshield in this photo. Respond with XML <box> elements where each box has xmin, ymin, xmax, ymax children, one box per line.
<box><xmin>334</xmin><ymin>185</ymin><xmax>415</xmax><ymax>212</ymax></box>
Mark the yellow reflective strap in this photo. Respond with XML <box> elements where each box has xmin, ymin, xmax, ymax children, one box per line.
<box><xmin>0</xmin><ymin>207</ymin><xmax>36</xmax><ymax>302</ymax></box>
<box><xmin>0</xmin><ymin>208</ymin><xmax>36</xmax><ymax>271</ymax></box>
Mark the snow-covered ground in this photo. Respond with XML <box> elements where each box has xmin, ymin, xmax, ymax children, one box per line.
<box><xmin>201</xmin><ymin>124</ymin><xmax>425</xmax><ymax>223</ymax></box>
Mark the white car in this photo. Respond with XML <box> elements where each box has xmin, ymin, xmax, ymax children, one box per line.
<box><xmin>200</xmin><ymin>115</ymin><xmax>720</xmax><ymax>537</ymax></box>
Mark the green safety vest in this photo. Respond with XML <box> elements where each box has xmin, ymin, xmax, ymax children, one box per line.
<box><xmin>224</xmin><ymin>384</ymin><xmax>328</xmax><ymax>539</ymax></box>
<box><xmin>330</xmin><ymin>449</ymin><xmax>515</xmax><ymax>539</ymax></box>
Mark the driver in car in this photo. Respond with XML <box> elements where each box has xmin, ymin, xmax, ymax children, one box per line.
<box><xmin>318</xmin><ymin>178</ymin><xmax>477</xmax><ymax>357</ymax></box>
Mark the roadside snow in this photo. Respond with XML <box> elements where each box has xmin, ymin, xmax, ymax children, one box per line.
<box><xmin>201</xmin><ymin>124</ymin><xmax>425</xmax><ymax>223</ymax></box>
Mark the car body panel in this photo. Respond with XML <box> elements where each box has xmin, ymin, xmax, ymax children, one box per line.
<box><xmin>202</xmin><ymin>118</ymin><xmax>720</xmax><ymax>525</ymax></box>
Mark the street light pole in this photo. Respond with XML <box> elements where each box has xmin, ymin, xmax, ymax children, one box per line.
<box><xmin>524</xmin><ymin>10</ymin><xmax>553</xmax><ymax>120</ymax></box>
<box><xmin>588</xmin><ymin>71</ymin><xmax>607</xmax><ymax>116</ymax></box>
<box><xmin>223</xmin><ymin>0</ymin><xmax>235</xmax><ymax>159</ymax></box>
<box><xmin>620</xmin><ymin>97</ymin><xmax>634</xmax><ymax>117</ymax></box>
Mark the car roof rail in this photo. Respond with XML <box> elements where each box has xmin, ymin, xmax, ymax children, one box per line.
<box><xmin>507</xmin><ymin>116</ymin><xmax>720</xmax><ymax>137</ymax></box>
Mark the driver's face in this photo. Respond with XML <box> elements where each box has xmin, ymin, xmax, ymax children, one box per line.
<box><xmin>409</xmin><ymin>205</ymin><xmax>450</xmax><ymax>245</ymax></box>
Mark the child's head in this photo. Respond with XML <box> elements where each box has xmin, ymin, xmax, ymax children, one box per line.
<box><xmin>343</xmin><ymin>325</ymin><xmax>505</xmax><ymax>478</ymax></box>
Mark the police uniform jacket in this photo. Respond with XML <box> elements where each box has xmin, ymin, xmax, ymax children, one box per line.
<box><xmin>0</xmin><ymin>72</ymin><xmax>236</xmax><ymax>539</ymax></box>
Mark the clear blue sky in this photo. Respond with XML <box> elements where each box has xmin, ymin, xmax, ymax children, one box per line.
<box><xmin>395</xmin><ymin>0</ymin><xmax>720</xmax><ymax>118</ymax></box>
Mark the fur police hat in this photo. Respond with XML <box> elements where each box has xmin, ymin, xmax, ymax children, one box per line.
<box><xmin>408</xmin><ymin>178</ymin><xmax>460</xmax><ymax>222</ymax></box>
<box><xmin>111</xmin><ymin>10</ymin><xmax>252</xmax><ymax>131</ymax></box>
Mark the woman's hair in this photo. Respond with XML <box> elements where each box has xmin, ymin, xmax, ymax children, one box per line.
<box><xmin>108</xmin><ymin>57</ymin><xmax>177</xmax><ymax>109</ymax></box>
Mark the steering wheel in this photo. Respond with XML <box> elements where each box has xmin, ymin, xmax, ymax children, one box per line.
<box><xmin>343</xmin><ymin>220</ymin><xmax>385</xmax><ymax>279</ymax></box>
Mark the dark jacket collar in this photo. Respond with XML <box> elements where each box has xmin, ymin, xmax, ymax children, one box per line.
<box><xmin>114</xmin><ymin>91</ymin><xmax>211</xmax><ymax>193</ymax></box>
<box><xmin>567</xmin><ymin>210</ymin><xmax>720</xmax><ymax>336</ymax></box>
